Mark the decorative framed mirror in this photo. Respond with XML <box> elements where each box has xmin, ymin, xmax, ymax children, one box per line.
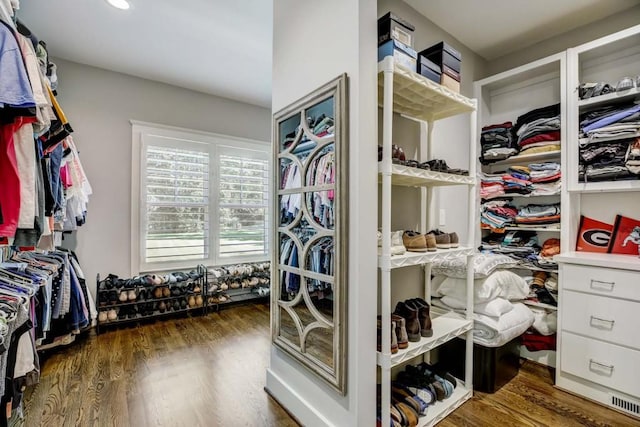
<box><xmin>271</xmin><ymin>74</ymin><xmax>348</xmax><ymax>394</ymax></box>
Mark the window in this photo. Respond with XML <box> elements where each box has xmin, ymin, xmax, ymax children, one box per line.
<box><xmin>132</xmin><ymin>122</ymin><xmax>270</xmax><ymax>272</ymax></box>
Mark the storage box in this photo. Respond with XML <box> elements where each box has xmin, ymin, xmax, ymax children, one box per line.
<box><xmin>378</xmin><ymin>39</ymin><xmax>417</xmax><ymax>72</ymax></box>
<box><xmin>437</xmin><ymin>337</ymin><xmax>521</xmax><ymax>393</ymax></box>
<box><xmin>418</xmin><ymin>55</ymin><xmax>441</xmax><ymax>84</ymax></box>
<box><xmin>442</xmin><ymin>64</ymin><xmax>461</xmax><ymax>82</ymax></box>
<box><xmin>419</xmin><ymin>41</ymin><xmax>462</xmax><ymax>73</ymax></box>
<box><xmin>441</xmin><ymin>73</ymin><xmax>460</xmax><ymax>93</ymax></box>
<box><xmin>378</xmin><ymin>12</ymin><xmax>415</xmax><ymax>47</ymax></box>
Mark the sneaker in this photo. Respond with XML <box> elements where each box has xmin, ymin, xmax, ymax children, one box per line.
<box><xmin>402</xmin><ymin>231</ymin><xmax>429</xmax><ymax>252</ymax></box>
<box><xmin>448</xmin><ymin>232</ymin><xmax>459</xmax><ymax>248</ymax></box>
<box><xmin>98</xmin><ymin>311</ymin><xmax>108</xmax><ymax>323</ymax></box>
<box><xmin>429</xmin><ymin>229</ymin><xmax>451</xmax><ymax>249</ymax></box>
<box><xmin>425</xmin><ymin>233</ymin><xmax>437</xmax><ymax>252</ymax></box>
<box><xmin>378</xmin><ymin>230</ymin><xmax>407</xmax><ymax>255</ymax></box>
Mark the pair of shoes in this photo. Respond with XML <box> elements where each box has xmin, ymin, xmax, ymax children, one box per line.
<box><xmin>423</xmin><ymin>159</ymin><xmax>469</xmax><ymax>175</ymax></box>
<box><xmin>428</xmin><ymin>229</ymin><xmax>459</xmax><ymax>249</ymax></box>
<box><xmin>402</xmin><ymin>231</ymin><xmax>436</xmax><ymax>252</ymax></box>
<box><xmin>378</xmin><ymin>230</ymin><xmax>407</xmax><ymax>255</ymax></box>
<box><xmin>377</xmin><ymin>144</ymin><xmax>408</xmax><ymax>165</ymax></box>
<box><xmin>377</xmin><ymin>316</ymin><xmax>399</xmax><ymax>354</ymax></box>
<box><xmin>394</xmin><ymin>298</ymin><xmax>432</xmax><ymax>340</ymax></box>
<box><xmin>398</xmin><ymin>364</ymin><xmax>455</xmax><ymax>402</ymax></box>
<box><xmin>392</xmin><ymin>383</ymin><xmax>429</xmax><ymax>416</ymax></box>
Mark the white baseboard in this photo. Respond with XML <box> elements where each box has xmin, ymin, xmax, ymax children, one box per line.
<box><xmin>265</xmin><ymin>368</ymin><xmax>334</xmax><ymax>427</ymax></box>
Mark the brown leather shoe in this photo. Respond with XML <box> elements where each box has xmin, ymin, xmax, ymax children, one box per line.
<box><xmin>394</xmin><ymin>302</ymin><xmax>421</xmax><ymax>342</ymax></box>
<box><xmin>425</xmin><ymin>233</ymin><xmax>437</xmax><ymax>251</ymax></box>
<box><xmin>394</xmin><ymin>402</ymin><xmax>418</xmax><ymax>427</ymax></box>
<box><xmin>448</xmin><ymin>232</ymin><xmax>459</xmax><ymax>248</ymax></box>
<box><xmin>402</xmin><ymin>231</ymin><xmax>429</xmax><ymax>252</ymax></box>
<box><xmin>409</xmin><ymin>299</ymin><xmax>433</xmax><ymax>337</ymax></box>
<box><xmin>377</xmin><ymin>316</ymin><xmax>399</xmax><ymax>354</ymax></box>
<box><xmin>391</xmin><ymin>314</ymin><xmax>409</xmax><ymax>349</ymax></box>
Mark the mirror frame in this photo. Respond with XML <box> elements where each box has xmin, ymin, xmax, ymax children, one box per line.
<box><xmin>271</xmin><ymin>74</ymin><xmax>349</xmax><ymax>395</ymax></box>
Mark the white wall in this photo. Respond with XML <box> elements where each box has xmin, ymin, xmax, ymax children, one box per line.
<box><xmin>267</xmin><ymin>0</ymin><xmax>378</xmax><ymax>426</ymax></box>
<box><xmin>54</xmin><ymin>58</ymin><xmax>271</xmax><ymax>297</ymax></box>
<box><xmin>486</xmin><ymin>5</ymin><xmax>640</xmax><ymax>76</ymax></box>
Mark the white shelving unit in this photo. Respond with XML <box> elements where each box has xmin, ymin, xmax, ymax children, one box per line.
<box><xmin>556</xmin><ymin>24</ymin><xmax>640</xmax><ymax>420</ymax></box>
<box><xmin>474</xmin><ymin>52</ymin><xmax>566</xmax><ymax>368</ymax></box>
<box><xmin>378</xmin><ymin>56</ymin><xmax>477</xmax><ymax>427</ymax></box>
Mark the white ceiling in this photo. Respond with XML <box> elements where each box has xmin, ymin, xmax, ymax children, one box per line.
<box><xmin>18</xmin><ymin>0</ymin><xmax>273</xmax><ymax>107</ymax></box>
<box><xmin>405</xmin><ymin>0</ymin><xmax>640</xmax><ymax>60</ymax></box>
<box><xmin>17</xmin><ymin>0</ymin><xmax>640</xmax><ymax>108</ymax></box>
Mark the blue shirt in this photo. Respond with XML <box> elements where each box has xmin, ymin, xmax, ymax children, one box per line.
<box><xmin>0</xmin><ymin>21</ymin><xmax>35</xmax><ymax>109</ymax></box>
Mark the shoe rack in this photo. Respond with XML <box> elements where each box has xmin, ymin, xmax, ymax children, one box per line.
<box><xmin>377</xmin><ymin>56</ymin><xmax>477</xmax><ymax>427</ymax></box>
<box><xmin>96</xmin><ymin>264</ymin><xmax>208</xmax><ymax>334</ymax></box>
<box><xmin>474</xmin><ymin>52</ymin><xmax>566</xmax><ymax>368</ymax></box>
<box><xmin>206</xmin><ymin>262</ymin><xmax>271</xmax><ymax>310</ymax></box>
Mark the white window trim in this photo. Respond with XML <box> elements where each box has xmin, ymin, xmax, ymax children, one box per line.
<box><xmin>130</xmin><ymin>120</ymin><xmax>271</xmax><ymax>275</ymax></box>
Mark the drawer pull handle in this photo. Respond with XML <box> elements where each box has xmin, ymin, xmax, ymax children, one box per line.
<box><xmin>590</xmin><ymin>279</ymin><xmax>615</xmax><ymax>291</ymax></box>
<box><xmin>589</xmin><ymin>359</ymin><xmax>614</xmax><ymax>375</ymax></box>
<box><xmin>589</xmin><ymin>316</ymin><xmax>615</xmax><ymax>329</ymax></box>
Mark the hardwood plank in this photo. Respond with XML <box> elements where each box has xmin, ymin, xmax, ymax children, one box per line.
<box><xmin>16</xmin><ymin>303</ymin><xmax>639</xmax><ymax>426</ymax></box>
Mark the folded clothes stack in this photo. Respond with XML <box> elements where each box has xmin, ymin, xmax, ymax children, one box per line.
<box><xmin>513</xmin><ymin>103</ymin><xmax>561</xmax><ymax>157</ymax></box>
<box><xmin>515</xmin><ymin>203</ymin><xmax>560</xmax><ymax>227</ymax></box>
<box><xmin>480</xmin><ymin>121</ymin><xmax>518</xmax><ymax>164</ymax></box>
<box><xmin>480</xmin><ymin>200</ymin><xmax>518</xmax><ymax>229</ymax></box>
<box><xmin>480</xmin><ymin>162</ymin><xmax>561</xmax><ymax>201</ymax></box>
<box><xmin>480</xmin><ymin>231</ymin><xmax>559</xmax><ymax>271</ymax></box>
<box><xmin>578</xmin><ymin>102</ymin><xmax>640</xmax><ymax>182</ymax></box>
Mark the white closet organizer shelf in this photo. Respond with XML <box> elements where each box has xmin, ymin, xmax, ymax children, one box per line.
<box><xmin>577</xmin><ymin>86</ymin><xmax>640</xmax><ymax>108</ymax></box>
<box><xmin>417</xmin><ymin>381</ymin><xmax>472</xmax><ymax>427</ymax></box>
<box><xmin>378</xmin><ymin>247</ymin><xmax>474</xmax><ymax>270</ymax></box>
<box><xmin>378</xmin><ymin>54</ymin><xmax>476</xmax><ymax>427</ymax></box>
<box><xmin>377</xmin><ymin>57</ymin><xmax>475</xmax><ymax>122</ymax></box>
<box><xmin>378</xmin><ymin>163</ymin><xmax>475</xmax><ymax>187</ymax></box>
<box><xmin>569</xmin><ymin>180</ymin><xmax>640</xmax><ymax>193</ymax></box>
<box><xmin>377</xmin><ymin>311</ymin><xmax>472</xmax><ymax>368</ymax></box>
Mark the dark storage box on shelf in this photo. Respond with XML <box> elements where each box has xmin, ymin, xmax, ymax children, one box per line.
<box><xmin>419</xmin><ymin>41</ymin><xmax>462</xmax><ymax>73</ymax></box>
<box><xmin>418</xmin><ymin>55</ymin><xmax>441</xmax><ymax>84</ymax></box>
<box><xmin>378</xmin><ymin>39</ymin><xmax>417</xmax><ymax>72</ymax></box>
<box><xmin>437</xmin><ymin>337</ymin><xmax>521</xmax><ymax>393</ymax></box>
<box><xmin>378</xmin><ymin>12</ymin><xmax>415</xmax><ymax>48</ymax></box>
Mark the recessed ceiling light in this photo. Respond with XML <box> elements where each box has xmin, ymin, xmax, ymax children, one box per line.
<box><xmin>106</xmin><ymin>0</ymin><xmax>130</xmax><ymax>10</ymax></box>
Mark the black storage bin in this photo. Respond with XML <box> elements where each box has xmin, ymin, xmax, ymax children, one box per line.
<box><xmin>419</xmin><ymin>41</ymin><xmax>462</xmax><ymax>73</ymax></box>
<box><xmin>437</xmin><ymin>337</ymin><xmax>521</xmax><ymax>393</ymax></box>
<box><xmin>418</xmin><ymin>55</ymin><xmax>441</xmax><ymax>84</ymax></box>
<box><xmin>378</xmin><ymin>12</ymin><xmax>415</xmax><ymax>48</ymax></box>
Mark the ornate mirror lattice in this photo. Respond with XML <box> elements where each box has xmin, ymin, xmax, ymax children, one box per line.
<box><xmin>272</xmin><ymin>75</ymin><xmax>348</xmax><ymax>394</ymax></box>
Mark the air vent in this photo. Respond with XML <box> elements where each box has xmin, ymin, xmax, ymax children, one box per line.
<box><xmin>611</xmin><ymin>395</ymin><xmax>640</xmax><ymax>416</ymax></box>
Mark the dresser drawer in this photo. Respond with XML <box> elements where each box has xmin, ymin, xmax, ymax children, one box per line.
<box><xmin>561</xmin><ymin>332</ymin><xmax>640</xmax><ymax>397</ymax></box>
<box><xmin>561</xmin><ymin>264</ymin><xmax>640</xmax><ymax>302</ymax></box>
<box><xmin>562</xmin><ymin>290</ymin><xmax>640</xmax><ymax>350</ymax></box>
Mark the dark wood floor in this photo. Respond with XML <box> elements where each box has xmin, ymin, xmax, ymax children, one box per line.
<box><xmin>21</xmin><ymin>303</ymin><xmax>639</xmax><ymax>426</ymax></box>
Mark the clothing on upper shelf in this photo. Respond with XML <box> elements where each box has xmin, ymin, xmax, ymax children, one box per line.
<box><xmin>578</xmin><ymin>103</ymin><xmax>640</xmax><ymax>182</ymax></box>
<box><xmin>479</xmin><ymin>104</ymin><xmax>561</xmax><ymax>164</ymax></box>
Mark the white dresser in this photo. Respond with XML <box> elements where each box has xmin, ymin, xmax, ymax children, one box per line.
<box><xmin>555</xmin><ymin>252</ymin><xmax>640</xmax><ymax>419</ymax></box>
